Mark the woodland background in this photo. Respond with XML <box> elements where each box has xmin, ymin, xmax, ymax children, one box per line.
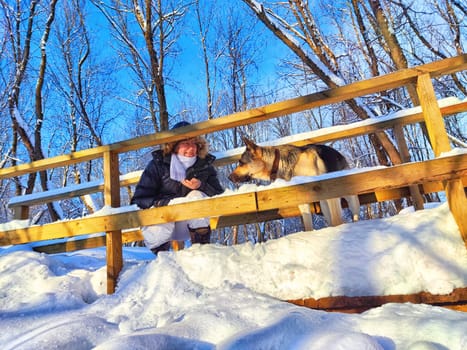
<box><xmin>0</xmin><ymin>0</ymin><xmax>465</xmax><ymax>242</ymax></box>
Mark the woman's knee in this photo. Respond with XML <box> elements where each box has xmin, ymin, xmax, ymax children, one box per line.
<box><xmin>186</xmin><ymin>190</ymin><xmax>208</xmax><ymax>199</ymax></box>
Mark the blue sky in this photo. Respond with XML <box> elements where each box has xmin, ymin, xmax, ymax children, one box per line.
<box><xmin>85</xmin><ymin>0</ymin><xmax>290</xmax><ymax>126</ymax></box>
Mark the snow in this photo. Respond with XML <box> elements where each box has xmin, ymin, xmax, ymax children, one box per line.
<box><xmin>1</xmin><ymin>94</ymin><xmax>466</xmax><ymax>348</ymax></box>
<box><xmin>1</xmin><ymin>202</ymin><xmax>467</xmax><ymax>349</ymax></box>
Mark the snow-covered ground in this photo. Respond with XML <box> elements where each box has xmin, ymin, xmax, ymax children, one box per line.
<box><xmin>1</xmin><ymin>202</ymin><xmax>467</xmax><ymax>349</ymax></box>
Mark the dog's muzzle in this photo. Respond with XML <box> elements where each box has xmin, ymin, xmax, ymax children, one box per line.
<box><xmin>228</xmin><ymin>173</ymin><xmax>251</xmax><ymax>183</ymax></box>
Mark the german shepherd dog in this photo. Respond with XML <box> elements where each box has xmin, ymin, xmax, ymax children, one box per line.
<box><xmin>228</xmin><ymin>137</ymin><xmax>360</xmax><ymax>230</ymax></box>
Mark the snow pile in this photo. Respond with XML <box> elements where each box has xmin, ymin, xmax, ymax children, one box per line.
<box><xmin>0</xmin><ymin>203</ymin><xmax>467</xmax><ymax>349</ymax></box>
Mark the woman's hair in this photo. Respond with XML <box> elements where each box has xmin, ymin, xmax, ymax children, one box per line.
<box><xmin>163</xmin><ymin>135</ymin><xmax>209</xmax><ymax>159</ymax></box>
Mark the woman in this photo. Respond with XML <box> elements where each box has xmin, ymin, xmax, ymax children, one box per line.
<box><xmin>131</xmin><ymin>121</ymin><xmax>224</xmax><ymax>254</ymax></box>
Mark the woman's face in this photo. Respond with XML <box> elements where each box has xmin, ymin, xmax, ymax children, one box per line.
<box><xmin>175</xmin><ymin>138</ymin><xmax>198</xmax><ymax>157</ymax></box>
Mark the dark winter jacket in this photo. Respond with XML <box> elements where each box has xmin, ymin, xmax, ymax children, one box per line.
<box><xmin>130</xmin><ymin>150</ymin><xmax>224</xmax><ymax>209</ymax></box>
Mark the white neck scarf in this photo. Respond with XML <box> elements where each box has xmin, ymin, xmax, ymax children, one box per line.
<box><xmin>170</xmin><ymin>154</ymin><xmax>196</xmax><ymax>181</ymax></box>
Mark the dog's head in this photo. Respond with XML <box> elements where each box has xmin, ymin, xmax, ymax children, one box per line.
<box><xmin>228</xmin><ymin>137</ymin><xmax>268</xmax><ymax>183</ymax></box>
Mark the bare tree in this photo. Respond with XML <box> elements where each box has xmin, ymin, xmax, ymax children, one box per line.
<box><xmin>2</xmin><ymin>0</ymin><xmax>38</xmax><ymax>186</ymax></box>
<box><xmin>391</xmin><ymin>0</ymin><xmax>466</xmax><ymax>95</ymax></box>
<box><xmin>56</xmin><ymin>0</ymin><xmax>103</xmax><ymax>147</ymax></box>
<box><xmin>194</xmin><ymin>0</ymin><xmax>215</xmax><ymax>120</ymax></box>
<box><xmin>2</xmin><ymin>0</ymin><xmax>62</xmax><ymax>221</ymax></box>
<box><xmin>50</xmin><ymin>0</ymin><xmax>114</xmax><ymax>214</ymax></box>
<box><xmin>241</xmin><ymin>0</ymin><xmax>465</xmax><ymax>216</ymax></box>
<box><xmin>218</xmin><ymin>5</ymin><xmax>269</xmax><ymax>149</ymax></box>
<box><xmin>242</xmin><ymin>0</ymin><xmax>402</xmax><ymax>168</ymax></box>
<box><xmin>91</xmin><ymin>0</ymin><xmax>188</xmax><ymax>132</ymax></box>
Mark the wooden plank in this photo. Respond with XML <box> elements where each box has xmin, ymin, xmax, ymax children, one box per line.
<box><xmin>3</xmin><ymin>156</ymin><xmax>465</xmax><ymax>247</ymax></box>
<box><xmin>122</xmin><ymin>229</ymin><xmax>143</xmax><ymax>243</ymax></box>
<box><xmin>103</xmin><ymin>151</ymin><xmax>123</xmax><ymax>294</ymax></box>
<box><xmin>7</xmin><ymin>170</ymin><xmax>141</xmax><ymax>208</ymax></box>
<box><xmin>214</xmin><ymin>208</ymin><xmax>315</xmax><ymax>229</ymax></box>
<box><xmin>446</xmin><ymin>179</ymin><xmax>467</xmax><ymax>248</ymax></box>
<box><xmin>33</xmin><ymin>235</ymin><xmax>107</xmax><ymax>254</ymax></box>
<box><xmin>0</xmin><ymin>146</ymin><xmax>107</xmax><ymax>179</ymax></box>
<box><xmin>256</xmin><ymin>154</ymin><xmax>467</xmax><ymax>211</ymax></box>
<box><xmin>416</xmin><ymin>74</ymin><xmax>467</xmax><ymax>244</ymax></box>
<box><xmin>9</xmin><ymin>98</ymin><xmax>465</xmax><ymax>212</ymax></box>
<box><xmin>0</xmin><ymin>192</ymin><xmax>258</xmax><ymax>246</ymax></box>
<box><xmin>417</xmin><ymin>74</ymin><xmax>451</xmax><ymax>157</ymax></box>
<box><xmin>12</xmin><ymin>205</ymin><xmax>29</xmax><ymax>220</ymax></box>
<box><xmin>32</xmin><ymin>229</ymin><xmax>143</xmax><ymax>254</ymax></box>
<box><xmin>288</xmin><ymin>287</ymin><xmax>467</xmax><ymax>313</ymax></box>
<box><xmin>103</xmin><ymin>151</ymin><xmax>121</xmax><ymax>208</ymax></box>
<box><xmin>0</xmin><ymin>126</ymin><xmax>213</xmax><ymax>179</ymax></box>
<box><xmin>277</xmin><ymin>100</ymin><xmax>467</xmax><ymax>148</ymax></box>
<box><xmin>214</xmin><ymin>178</ymin><xmax>467</xmax><ymax>229</ymax></box>
<box><xmin>8</xmin><ymin>181</ymin><xmax>105</xmax><ymax>207</ymax></box>
<box><xmin>393</xmin><ymin>124</ymin><xmax>424</xmax><ymax>210</ymax></box>
<box><xmin>416</xmin><ymin>54</ymin><xmax>467</xmax><ymax>77</ymax></box>
<box><xmin>1</xmin><ymin>56</ymin><xmax>465</xmax><ymax>179</ymax></box>
<box><xmin>29</xmin><ymin>177</ymin><xmax>466</xmax><ymax>253</ymax></box>
<box><xmin>21</xmin><ymin>186</ymin><xmax>442</xmax><ymax>252</ymax></box>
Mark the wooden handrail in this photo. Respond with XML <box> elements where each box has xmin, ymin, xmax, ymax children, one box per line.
<box><xmin>2</xmin><ymin>153</ymin><xmax>466</xmax><ymax>246</ymax></box>
<box><xmin>7</xmin><ymin>97</ymin><xmax>467</xmax><ymax>208</ymax></box>
<box><xmin>0</xmin><ymin>192</ymin><xmax>258</xmax><ymax>245</ymax></box>
<box><xmin>29</xmin><ymin>175</ymin><xmax>467</xmax><ymax>255</ymax></box>
<box><xmin>1</xmin><ymin>55</ymin><xmax>465</xmax><ymax>179</ymax></box>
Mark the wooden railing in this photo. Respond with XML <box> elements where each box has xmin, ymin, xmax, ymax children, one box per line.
<box><xmin>6</xmin><ymin>96</ymin><xmax>467</xmax><ymax>216</ymax></box>
<box><xmin>2</xmin><ymin>154</ymin><xmax>466</xmax><ymax>244</ymax></box>
<box><xmin>1</xmin><ymin>55</ymin><xmax>467</xmax><ymax>294</ymax></box>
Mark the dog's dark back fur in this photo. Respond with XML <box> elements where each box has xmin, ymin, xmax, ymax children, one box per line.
<box><xmin>260</xmin><ymin>144</ymin><xmax>349</xmax><ymax>179</ymax></box>
<box><xmin>305</xmin><ymin>144</ymin><xmax>349</xmax><ymax>172</ymax></box>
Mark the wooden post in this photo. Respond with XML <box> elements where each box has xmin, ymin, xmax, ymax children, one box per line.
<box><xmin>171</xmin><ymin>241</ymin><xmax>184</xmax><ymax>251</ymax></box>
<box><xmin>416</xmin><ymin>73</ymin><xmax>467</xmax><ymax>245</ymax></box>
<box><xmin>103</xmin><ymin>151</ymin><xmax>123</xmax><ymax>294</ymax></box>
<box><xmin>416</xmin><ymin>74</ymin><xmax>451</xmax><ymax>155</ymax></box>
<box><xmin>13</xmin><ymin>205</ymin><xmax>30</xmax><ymax>220</ymax></box>
<box><xmin>393</xmin><ymin>124</ymin><xmax>424</xmax><ymax>210</ymax></box>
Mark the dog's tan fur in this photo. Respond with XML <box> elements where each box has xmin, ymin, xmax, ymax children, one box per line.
<box><xmin>229</xmin><ymin>137</ymin><xmax>360</xmax><ymax>229</ymax></box>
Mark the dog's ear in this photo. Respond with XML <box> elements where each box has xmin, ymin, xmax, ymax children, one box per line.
<box><xmin>242</xmin><ymin>137</ymin><xmax>257</xmax><ymax>150</ymax></box>
<box><xmin>242</xmin><ymin>137</ymin><xmax>262</xmax><ymax>157</ymax></box>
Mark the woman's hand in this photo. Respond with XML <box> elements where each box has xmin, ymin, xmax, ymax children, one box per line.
<box><xmin>182</xmin><ymin>178</ymin><xmax>201</xmax><ymax>190</ymax></box>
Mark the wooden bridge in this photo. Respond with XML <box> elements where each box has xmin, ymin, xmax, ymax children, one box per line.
<box><xmin>1</xmin><ymin>55</ymin><xmax>466</xmax><ymax>312</ymax></box>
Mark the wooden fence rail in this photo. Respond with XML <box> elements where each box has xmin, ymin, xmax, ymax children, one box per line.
<box><xmin>1</xmin><ymin>55</ymin><xmax>466</xmax><ymax>296</ymax></box>
<box><xmin>16</xmin><ymin>173</ymin><xmax>461</xmax><ymax>256</ymax></box>
<box><xmin>2</xmin><ymin>153</ymin><xmax>466</xmax><ymax>247</ymax></box>
<box><xmin>6</xmin><ymin>97</ymin><xmax>467</xmax><ymax>218</ymax></box>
